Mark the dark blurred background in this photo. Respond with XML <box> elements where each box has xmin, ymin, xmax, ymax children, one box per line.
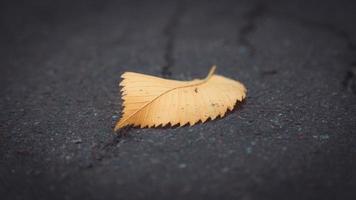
<box><xmin>1</xmin><ymin>0</ymin><xmax>356</xmax><ymax>199</ymax></box>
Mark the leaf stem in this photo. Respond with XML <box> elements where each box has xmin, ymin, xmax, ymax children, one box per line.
<box><xmin>205</xmin><ymin>65</ymin><xmax>216</xmax><ymax>80</ymax></box>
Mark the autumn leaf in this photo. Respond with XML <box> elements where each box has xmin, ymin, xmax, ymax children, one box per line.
<box><xmin>114</xmin><ymin>66</ymin><xmax>246</xmax><ymax>130</ymax></box>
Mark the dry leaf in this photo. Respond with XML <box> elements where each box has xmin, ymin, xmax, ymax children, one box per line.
<box><xmin>115</xmin><ymin>66</ymin><xmax>246</xmax><ymax>130</ymax></box>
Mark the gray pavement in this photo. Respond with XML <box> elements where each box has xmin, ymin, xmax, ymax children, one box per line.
<box><xmin>1</xmin><ymin>0</ymin><xmax>356</xmax><ymax>199</ymax></box>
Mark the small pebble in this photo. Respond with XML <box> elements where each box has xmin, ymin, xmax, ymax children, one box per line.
<box><xmin>178</xmin><ymin>163</ymin><xmax>187</xmax><ymax>168</ymax></box>
<box><xmin>150</xmin><ymin>158</ymin><xmax>160</xmax><ymax>164</ymax></box>
<box><xmin>245</xmin><ymin>147</ymin><xmax>252</xmax><ymax>154</ymax></box>
<box><xmin>222</xmin><ymin>167</ymin><xmax>229</xmax><ymax>173</ymax></box>
<box><xmin>320</xmin><ymin>134</ymin><xmax>329</xmax><ymax>140</ymax></box>
<box><xmin>239</xmin><ymin>46</ymin><xmax>247</xmax><ymax>55</ymax></box>
<box><xmin>72</xmin><ymin>138</ymin><xmax>82</xmax><ymax>144</ymax></box>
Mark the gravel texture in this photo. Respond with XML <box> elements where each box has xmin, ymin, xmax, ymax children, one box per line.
<box><xmin>1</xmin><ymin>0</ymin><xmax>356</xmax><ymax>199</ymax></box>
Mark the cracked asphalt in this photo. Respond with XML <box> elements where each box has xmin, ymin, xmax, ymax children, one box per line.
<box><xmin>1</xmin><ymin>0</ymin><xmax>356</xmax><ymax>199</ymax></box>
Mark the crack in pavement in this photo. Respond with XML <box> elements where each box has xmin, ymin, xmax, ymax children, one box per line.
<box><xmin>269</xmin><ymin>11</ymin><xmax>356</xmax><ymax>51</ymax></box>
<box><xmin>342</xmin><ymin>62</ymin><xmax>356</xmax><ymax>94</ymax></box>
<box><xmin>238</xmin><ymin>3</ymin><xmax>267</xmax><ymax>56</ymax></box>
<box><xmin>268</xmin><ymin>11</ymin><xmax>356</xmax><ymax>94</ymax></box>
<box><xmin>161</xmin><ymin>1</ymin><xmax>186</xmax><ymax>78</ymax></box>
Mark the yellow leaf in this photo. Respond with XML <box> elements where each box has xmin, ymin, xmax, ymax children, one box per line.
<box><xmin>115</xmin><ymin>66</ymin><xmax>246</xmax><ymax>130</ymax></box>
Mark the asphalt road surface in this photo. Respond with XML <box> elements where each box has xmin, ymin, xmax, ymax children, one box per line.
<box><xmin>1</xmin><ymin>0</ymin><xmax>356</xmax><ymax>199</ymax></box>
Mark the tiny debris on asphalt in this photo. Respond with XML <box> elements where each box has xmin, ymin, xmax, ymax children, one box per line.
<box><xmin>0</xmin><ymin>0</ymin><xmax>355</xmax><ymax>200</ymax></box>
